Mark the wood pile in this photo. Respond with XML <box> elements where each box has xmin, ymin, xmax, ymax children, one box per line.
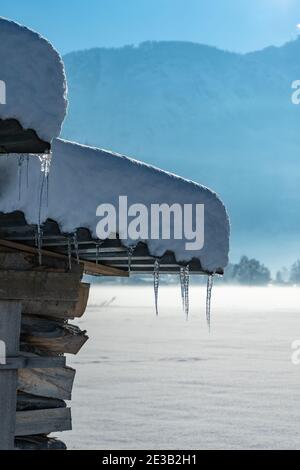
<box><xmin>0</xmin><ymin>247</ymin><xmax>90</xmax><ymax>450</ymax></box>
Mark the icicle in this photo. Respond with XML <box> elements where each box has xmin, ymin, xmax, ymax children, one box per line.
<box><xmin>206</xmin><ymin>274</ymin><xmax>214</xmax><ymax>331</ymax></box>
<box><xmin>26</xmin><ymin>155</ymin><xmax>29</xmax><ymax>188</ymax></box>
<box><xmin>153</xmin><ymin>259</ymin><xmax>160</xmax><ymax>316</ymax></box>
<box><xmin>179</xmin><ymin>265</ymin><xmax>190</xmax><ymax>319</ymax></box>
<box><xmin>67</xmin><ymin>237</ymin><xmax>72</xmax><ymax>271</ymax></box>
<box><xmin>179</xmin><ymin>267</ymin><xmax>186</xmax><ymax>312</ymax></box>
<box><xmin>17</xmin><ymin>155</ymin><xmax>25</xmax><ymax>200</ymax></box>
<box><xmin>127</xmin><ymin>245</ymin><xmax>136</xmax><ymax>274</ymax></box>
<box><xmin>73</xmin><ymin>231</ymin><xmax>80</xmax><ymax>264</ymax></box>
<box><xmin>36</xmin><ymin>225</ymin><xmax>43</xmax><ymax>266</ymax></box>
<box><xmin>45</xmin><ymin>171</ymin><xmax>50</xmax><ymax>207</ymax></box>
<box><xmin>184</xmin><ymin>265</ymin><xmax>190</xmax><ymax>319</ymax></box>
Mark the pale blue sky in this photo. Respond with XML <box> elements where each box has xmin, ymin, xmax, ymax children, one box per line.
<box><xmin>1</xmin><ymin>0</ymin><xmax>300</xmax><ymax>54</ymax></box>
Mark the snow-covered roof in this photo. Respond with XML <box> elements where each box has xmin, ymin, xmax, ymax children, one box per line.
<box><xmin>0</xmin><ymin>18</ymin><xmax>67</xmax><ymax>142</ymax></box>
<box><xmin>0</xmin><ymin>18</ymin><xmax>229</xmax><ymax>274</ymax></box>
<box><xmin>0</xmin><ymin>139</ymin><xmax>229</xmax><ymax>273</ymax></box>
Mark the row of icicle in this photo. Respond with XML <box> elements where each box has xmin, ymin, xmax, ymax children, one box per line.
<box><xmin>153</xmin><ymin>258</ymin><xmax>214</xmax><ymax>330</ymax></box>
<box><xmin>35</xmin><ymin>225</ymin><xmax>214</xmax><ymax>329</ymax></box>
<box><xmin>16</xmin><ymin>154</ymin><xmax>215</xmax><ymax>328</ymax></box>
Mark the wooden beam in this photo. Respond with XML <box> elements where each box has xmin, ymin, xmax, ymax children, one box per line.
<box><xmin>0</xmin><ymin>238</ymin><xmax>128</xmax><ymax>277</ymax></box>
<box><xmin>0</xmin><ymin>355</ymin><xmax>66</xmax><ymax>370</ymax></box>
<box><xmin>20</xmin><ymin>282</ymin><xmax>89</xmax><ymax>319</ymax></box>
<box><xmin>0</xmin><ymin>270</ymin><xmax>82</xmax><ymax>302</ymax></box>
<box><xmin>0</xmin><ymin>301</ymin><xmax>21</xmax><ymax>450</ymax></box>
<box><xmin>18</xmin><ymin>366</ymin><xmax>76</xmax><ymax>400</ymax></box>
<box><xmin>15</xmin><ymin>408</ymin><xmax>72</xmax><ymax>436</ymax></box>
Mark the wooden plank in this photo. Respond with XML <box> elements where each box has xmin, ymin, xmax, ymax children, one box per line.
<box><xmin>15</xmin><ymin>435</ymin><xmax>66</xmax><ymax>450</ymax></box>
<box><xmin>0</xmin><ymin>301</ymin><xmax>21</xmax><ymax>449</ymax></box>
<box><xmin>0</xmin><ymin>250</ymin><xmax>71</xmax><ymax>272</ymax></box>
<box><xmin>21</xmin><ymin>282</ymin><xmax>90</xmax><ymax>319</ymax></box>
<box><xmin>15</xmin><ymin>408</ymin><xmax>72</xmax><ymax>436</ymax></box>
<box><xmin>0</xmin><ymin>270</ymin><xmax>82</xmax><ymax>301</ymax></box>
<box><xmin>18</xmin><ymin>366</ymin><xmax>76</xmax><ymax>400</ymax></box>
<box><xmin>21</xmin><ymin>316</ymin><xmax>88</xmax><ymax>354</ymax></box>
<box><xmin>0</xmin><ymin>238</ymin><xmax>128</xmax><ymax>277</ymax></box>
<box><xmin>0</xmin><ymin>355</ymin><xmax>66</xmax><ymax>370</ymax></box>
<box><xmin>17</xmin><ymin>392</ymin><xmax>66</xmax><ymax>411</ymax></box>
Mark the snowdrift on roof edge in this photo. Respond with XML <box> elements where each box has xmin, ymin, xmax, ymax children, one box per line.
<box><xmin>0</xmin><ymin>17</ymin><xmax>67</xmax><ymax>143</ymax></box>
<box><xmin>0</xmin><ymin>139</ymin><xmax>230</xmax><ymax>272</ymax></box>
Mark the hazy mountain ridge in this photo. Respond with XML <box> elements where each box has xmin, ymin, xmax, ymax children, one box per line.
<box><xmin>61</xmin><ymin>39</ymin><xmax>300</xmax><ymax>268</ymax></box>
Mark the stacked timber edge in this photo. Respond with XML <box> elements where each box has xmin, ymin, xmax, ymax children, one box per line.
<box><xmin>0</xmin><ymin>247</ymin><xmax>90</xmax><ymax>450</ymax></box>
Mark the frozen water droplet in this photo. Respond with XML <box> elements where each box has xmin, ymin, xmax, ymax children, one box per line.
<box><xmin>206</xmin><ymin>274</ymin><xmax>214</xmax><ymax>331</ymax></box>
<box><xmin>73</xmin><ymin>231</ymin><xmax>80</xmax><ymax>264</ymax></box>
<box><xmin>153</xmin><ymin>259</ymin><xmax>160</xmax><ymax>316</ymax></box>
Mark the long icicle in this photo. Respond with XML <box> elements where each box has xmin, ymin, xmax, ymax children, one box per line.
<box><xmin>206</xmin><ymin>274</ymin><xmax>214</xmax><ymax>331</ymax></box>
<box><xmin>153</xmin><ymin>259</ymin><xmax>160</xmax><ymax>316</ymax></box>
<box><xmin>18</xmin><ymin>155</ymin><xmax>25</xmax><ymax>201</ymax></box>
<box><xmin>26</xmin><ymin>155</ymin><xmax>29</xmax><ymax>188</ymax></box>
<box><xmin>184</xmin><ymin>265</ymin><xmax>190</xmax><ymax>320</ymax></box>
<box><xmin>180</xmin><ymin>267</ymin><xmax>186</xmax><ymax>313</ymax></box>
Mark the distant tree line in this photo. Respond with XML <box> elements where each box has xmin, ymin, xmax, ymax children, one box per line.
<box><xmin>223</xmin><ymin>256</ymin><xmax>271</xmax><ymax>285</ymax></box>
<box><xmin>222</xmin><ymin>256</ymin><xmax>300</xmax><ymax>286</ymax></box>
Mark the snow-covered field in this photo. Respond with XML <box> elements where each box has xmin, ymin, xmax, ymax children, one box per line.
<box><xmin>62</xmin><ymin>285</ymin><xmax>300</xmax><ymax>450</ymax></box>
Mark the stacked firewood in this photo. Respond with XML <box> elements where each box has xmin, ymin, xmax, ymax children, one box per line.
<box><xmin>0</xmin><ymin>248</ymin><xmax>90</xmax><ymax>450</ymax></box>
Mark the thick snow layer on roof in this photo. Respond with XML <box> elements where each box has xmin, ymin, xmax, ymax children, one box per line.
<box><xmin>0</xmin><ymin>139</ymin><xmax>229</xmax><ymax>272</ymax></box>
<box><xmin>0</xmin><ymin>18</ymin><xmax>67</xmax><ymax>142</ymax></box>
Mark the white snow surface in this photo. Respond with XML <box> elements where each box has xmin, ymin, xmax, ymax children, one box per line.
<box><xmin>0</xmin><ymin>139</ymin><xmax>229</xmax><ymax>272</ymax></box>
<box><xmin>63</xmin><ymin>285</ymin><xmax>300</xmax><ymax>450</ymax></box>
<box><xmin>0</xmin><ymin>17</ymin><xmax>67</xmax><ymax>142</ymax></box>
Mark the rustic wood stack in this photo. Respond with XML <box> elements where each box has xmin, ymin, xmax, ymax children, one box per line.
<box><xmin>0</xmin><ymin>247</ymin><xmax>90</xmax><ymax>450</ymax></box>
